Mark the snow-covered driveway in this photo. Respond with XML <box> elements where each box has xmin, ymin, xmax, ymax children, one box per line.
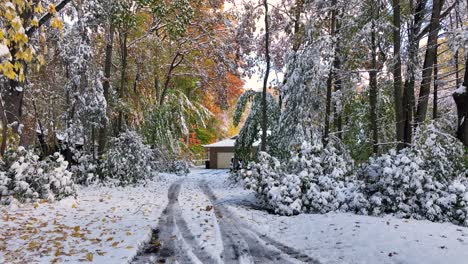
<box><xmin>3</xmin><ymin>169</ymin><xmax>468</xmax><ymax>264</ymax></box>
<box><xmin>134</xmin><ymin>169</ymin><xmax>468</xmax><ymax>264</ymax></box>
<box><xmin>133</xmin><ymin>172</ymin><xmax>317</xmax><ymax>264</ymax></box>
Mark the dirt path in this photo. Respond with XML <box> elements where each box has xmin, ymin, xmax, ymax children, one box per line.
<box><xmin>132</xmin><ymin>178</ymin><xmax>318</xmax><ymax>264</ymax></box>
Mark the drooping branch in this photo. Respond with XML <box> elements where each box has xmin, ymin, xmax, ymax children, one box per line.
<box><xmin>26</xmin><ymin>0</ymin><xmax>73</xmax><ymax>37</ymax></box>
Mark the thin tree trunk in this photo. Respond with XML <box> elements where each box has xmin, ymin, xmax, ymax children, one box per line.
<box><xmin>333</xmin><ymin>13</ymin><xmax>342</xmax><ymax>140</ymax></box>
<box><xmin>98</xmin><ymin>23</ymin><xmax>114</xmax><ymax>158</ymax></box>
<box><xmin>369</xmin><ymin>18</ymin><xmax>379</xmax><ymax>154</ymax></box>
<box><xmin>453</xmin><ymin>55</ymin><xmax>468</xmax><ymax>146</ymax></box>
<box><xmin>261</xmin><ymin>0</ymin><xmax>271</xmax><ymax>152</ymax></box>
<box><xmin>403</xmin><ymin>0</ymin><xmax>426</xmax><ymax>147</ymax></box>
<box><xmin>117</xmin><ymin>31</ymin><xmax>128</xmax><ymax>133</ymax></box>
<box><xmin>433</xmin><ymin>49</ymin><xmax>438</xmax><ymax>119</ymax></box>
<box><xmin>416</xmin><ymin>0</ymin><xmax>444</xmax><ymax>125</ymax></box>
<box><xmin>324</xmin><ymin>0</ymin><xmax>337</xmax><ymax>145</ymax></box>
<box><xmin>392</xmin><ymin>0</ymin><xmax>405</xmax><ymax>150</ymax></box>
<box><xmin>0</xmin><ymin>92</ymin><xmax>8</xmax><ymax>157</ymax></box>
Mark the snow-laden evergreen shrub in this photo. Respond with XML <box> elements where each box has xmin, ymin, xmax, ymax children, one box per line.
<box><xmin>414</xmin><ymin>121</ymin><xmax>467</xmax><ymax>181</ymax></box>
<box><xmin>358</xmin><ymin>123</ymin><xmax>468</xmax><ymax>225</ymax></box>
<box><xmin>151</xmin><ymin>149</ymin><xmax>190</xmax><ymax>175</ymax></box>
<box><xmin>0</xmin><ymin>148</ymin><xmax>75</xmax><ymax>204</ymax></box>
<box><xmin>237</xmin><ymin>139</ymin><xmax>358</xmax><ymax>215</ymax></box>
<box><xmin>245</xmin><ymin>152</ymin><xmax>301</xmax><ymax>215</ymax></box>
<box><xmin>70</xmin><ymin>151</ymin><xmax>99</xmax><ymax>185</ymax></box>
<box><xmin>103</xmin><ymin>131</ymin><xmax>153</xmax><ymax>185</ymax></box>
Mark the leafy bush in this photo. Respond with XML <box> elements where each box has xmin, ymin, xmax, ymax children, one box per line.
<box><xmin>151</xmin><ymin>149</ymin><xmax>190</xmax><ymax>175</ymax></box>
<box><xmin>414</xmin><ymin>121</ymin><xmax>466</xmax><ymax>181</ymax></box>
<box><xmin>69</xmin><ymin>151</ymin><xmax>99</xmax><ymax>185</ymax></box>
<box><xmin>103</xmin><ymin>131</ymin><xmax>153</xmax><ymax>185</ymax></box>
<box><xmin>236</xmin><ymin>139</ymin><xmax>357</xmax><ymax>215</ymax></box>
<box><xmin>358</xmin><ymin>123</ymin><xmax>468</xmax><ymax>225</ymax></box>
<box><xmin>0</xmin><ymin>148</ymin><xmax>76</xmax><ymax>204</ymax></box>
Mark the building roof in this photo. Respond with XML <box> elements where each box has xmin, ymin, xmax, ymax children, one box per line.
<box><xmin>203</xmin><ymin>136</ymin><xmax>260</xmax><ymax>148</ymax></box>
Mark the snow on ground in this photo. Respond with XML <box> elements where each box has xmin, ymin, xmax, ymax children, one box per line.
<box><xmin>178</xmin><ymin>174</ymin><xmax>224</xmax><ymax>263</ymax></box>
<box><xmin>3</xmin><ymin>168</ymin><xmax>468</xmax><ymax>264</ymax></box>
<box><xmin>0</xmin><ymin>173</ymin><xmax>179</xmax><ymax>264</ymax></box>
<box><xmin>201</xmin><ymin>169</ymin><xmax>468</xmax><ymax>264</ymax></box>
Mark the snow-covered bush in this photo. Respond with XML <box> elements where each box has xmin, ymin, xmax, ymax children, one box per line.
<box><xmin>237</xmin><ymin>139</ymin><xmax>358</xmax><ymax>215</ymax></box>
<box><xmin>151</xmin><ymin>149</ymin><xmax>190</xmax><ymax>175</ymax></box>
<box><xmin>358</xmin><ymin>131</ymin><xmax>468</xmax><ymax>226</ymax></box>
<box><xmin>414</xmin><ymin>121</ymin><xmax>467</xmax><ymax>181</ymax></box>
<box><xmin>103</xmin><ymin>131</ymin><xmax>153</xmax><ymax>185</ymax></box>
<box><xmin>70</xmin><ymin>151</ymin><xmax>99</xmax><ymax>185</ymax></box>
<box><xmin>0</xmin><ymin>148</ymin><xmax>75</xmax><ymax>204</ymax></box>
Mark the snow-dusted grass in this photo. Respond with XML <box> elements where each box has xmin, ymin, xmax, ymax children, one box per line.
<box><xmin>0</xmin><ymin>173</ymin><xmax>177</xmax><ymax>264</ymax></box>
<box><xmin>206</xmin><ymin>169</ymin><xmax>468</xmax><ymax>264</ymax></box>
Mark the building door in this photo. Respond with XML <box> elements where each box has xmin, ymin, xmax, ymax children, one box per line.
<box><xmin>217</xmin><ymin>152</ymin><xmax>234</xmax><ymax>169</ymax></box>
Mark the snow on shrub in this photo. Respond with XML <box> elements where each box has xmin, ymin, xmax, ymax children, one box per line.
<box><xmin>414</xmin><ymin>121</ymin><xmax>467</xmax><ymax>181</ymax></box>
<box><xmin>237</xmin><ymin>138</ymin><xmax>358</xmax><ymax>215</ymax></box>
<box><xmin>70</xmin><ymin>151</ymin><xmax>99</xmax><ymax>185</ymax></box>
<box><xmin>358</xmin><ymin>122</ymin><xmax>468</xmax><ymax>225</ymax></box>
<box><xmin>151</xmin><ymin>149</ymin><xmax>190</xmax><ymax>175</ymax></box>
<box><xmin>103</xmin><ymin>131</ymin><xmax>153</xmax><ymax>185</ymax></box>
<box><xmin>0</xmin><ymin>148</ymin><xmax>75</xmax><ymax>204</ymax></box>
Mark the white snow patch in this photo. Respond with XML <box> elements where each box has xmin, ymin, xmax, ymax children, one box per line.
<box><xmin>454</xmin><ymin>85</ymin><xmax>466</xmax><ymax>95</ymax></box>
<box><xmin>0</xmin><ymin>174</ymin><xmax>177</xmax><ymax>263</ymax></box>
<box><xmin>205</xmin><ymin>170</ymin><xmax>468</xmax><ymax>264</ymax></box>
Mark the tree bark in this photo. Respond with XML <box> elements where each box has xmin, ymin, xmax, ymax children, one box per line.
<box><xmin>98</xmin><ymin>23</ymin><xmax>114</xmax><ymax>158</ymax></box>
<box><xmin>260</xmin><ymin>0</ymin><xmax>271</xmax><ymax>152</ymax></box>
<box><xmin>369</xmin><ymin>18</ymin><xmax>379</xmax><ymax>154</ymax></box>
<box><xmin>323</xmin><ymin>0</ymin><xmax>337</xmax><ymax>145</ymax></box>
<box><xmin>392</xmin><ymin>0</ymin><xmax>405</xmax><ymax>150</ymax></box>
<box><xmin>453</xmin><ymin>56</ymin><xmax>468</xmax><ymax>147</ymax></box>
<box><xmin>117</xmin><ymin>31</ymin><xmax>128</xmax><ymax>134</ymax></box>
<box><xmin>403</xmin><ymin>0</ymin><xmax>427</xmax><ymax>147</ymax></box>
<box><xmin>333</xmin><ymin>13</ymin><xmax>342</xmax><ymax>140</ymax></box>
<box><xmin>416</xmin><ymin>0</ymin><xmax>444</xmax><ymax>126</ymax></box>
<box><xmin>433</xmin><ymin>49</ymin><xmax>438</xmax><ymax>119</ymax></box>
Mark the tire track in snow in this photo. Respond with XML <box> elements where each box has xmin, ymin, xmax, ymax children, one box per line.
<box><xmin>199</xmin><ymin>180</ymin><xmax>320</xmax><ymax>264</ymax></box>
<box><xmin>132</xmin><ymin>180</ymin><xmax>217</xmax><ymax>264</ymax></box>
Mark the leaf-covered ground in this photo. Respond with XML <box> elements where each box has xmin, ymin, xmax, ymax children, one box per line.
<box><xmin>0</xmin><ymin>174</ymin><xmax>177</xmax><ymax>263</ymax></box>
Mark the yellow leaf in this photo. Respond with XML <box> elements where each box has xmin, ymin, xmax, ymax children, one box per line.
<box><xmin>73</xmin><ymin>226</ymin><xmax>80</xmax><ymax>232</ymax></box>
<box><xmin>126</xmin><ymin>246</ymin><xmax>133</xmax><ymax>249</ymax></box>
<box><xmin>71</xmin><ymin>204</ymin><xmax>76</xmax><ymax>208</ymax></box>
<box><xmin>31</xmin><ymin>17</ymin><xmax>39</xmax><ymax>27</ymax></box>
<box><xmin>47</xmin><ymin>4</ymin><xmax>56</xmax><ymax>14</ymax></box>
<box><xmin>34</xmin><ymin>3</ymin><xmax>45</xmax><ymax>13</ymax></box>
<box><xmin>111</xmin><ymin>242</ymin><xmax>119</xmax><ymax>247</ymax></box>
<box><xmin>126</xmin><ymin>231</ymin><xmax>132</xmax><ymax>236</ymax></box>
<box><xmin>33</xmin><ymin>203</ymin><xmax>39</xmax><ymax>208</ymax></box>
<box><xmin>20</xmin><ymin>235</ymin><xmax>29</xmax><ymax>240</ymax></box>
<box><xmin>86</xmin><ymin>252</ymin><xmax>93</xmax><ymax>262</ymax></box>
<box><xmin>50</xmin><ymin>17</ymin><xmax>63</xmax><ymax>30</ymax></box>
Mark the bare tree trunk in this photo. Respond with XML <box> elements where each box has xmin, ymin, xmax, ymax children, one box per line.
<box><xmin>117</xmin><ymin>30</ymin><xmax>128</xmax><ymax>134</ymax></box>
<box><xmin>159</xmin><ymin>53</ymin><xmax>183</xmax><ymax>106</ymax></box>
<box><xmin>369</xmin><ymin>18</ymin><xmax>379</xmax><ymax>154</ymax></box>
<box><xmin>433</xmin><ymin>49</ymin><xmax>438</xmax><ymax>119</ymax></box>
<box><xmin>333</xmin><ymin>14</ymin><xmax>342</xmax><ymax>140</ymax></box>
<box><xmin>453</xmin><ymin>56</ymin><xmax>468</xmax><ymax>147</ymax></box>
<box><xmin>0</xmin><ymin>92</ymin><xmax>8</xmax><ymax>157</ymax></box>
<box><xmin>416</xmin><ymin>0</ymin><xmax>444</xmax><ymax>125</ymax></box>
<box><xmin>403</xmin><ymin>0</ymin><xmax>427</xmax><ymax>147</ymax></box>
<box><xmin>324</xmin><ymin>0</ymin><xmax>337</xmax><ymax>145</ymax></box>
<box><xmin>261</xmin><ymin>0</ymin><xmax>271</xmax><ymax>152</ymax></box>
<box><xmin>98</xmin><ymin>23</ymin><xmax>114</xmax><ymax>158</ymax></box>
<box><xmin>392</xmin><ymin>0</ymin><xmax>405</xmax><ymax>150</ymax></box>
